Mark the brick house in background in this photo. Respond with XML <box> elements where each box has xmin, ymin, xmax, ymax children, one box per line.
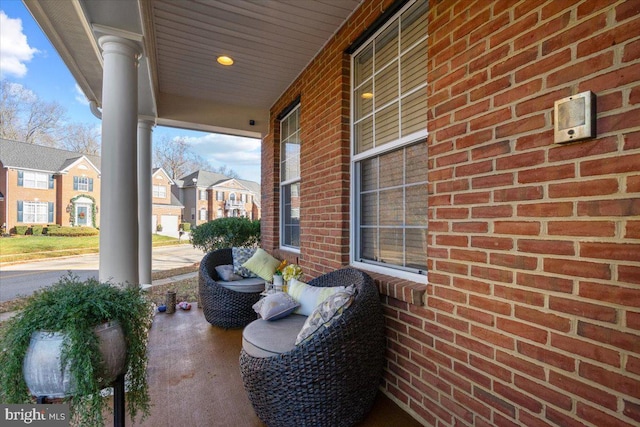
<box><xmin>173</xmin><ymin>169</ymin><xmax>261</xmax><ymax>228</ymax></box>
<box><xmin>151</xmin><ymin>167</ymin><xmax>184</xmax><ymax>238</ymax></box>
<box><xmin>0</xmin><ymin>140</ymin><xmax>184</xmax><ymax>236</ymax></box>
<box><xmin>0</xmin><ymin>139</ymin><xmax>101</xmax><ymax>232</ymax></box>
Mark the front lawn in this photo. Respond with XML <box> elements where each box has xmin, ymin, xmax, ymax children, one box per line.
<box><xmin>0</xmin><ymin>234</ymin><xmax>182</xmax><ymax>263</ymax></box>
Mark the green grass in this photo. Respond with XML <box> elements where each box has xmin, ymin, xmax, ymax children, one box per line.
<box><xmin>0</xmin><ymin>234</ymin><xmax>182</xmax><ymax>263</ymax></box>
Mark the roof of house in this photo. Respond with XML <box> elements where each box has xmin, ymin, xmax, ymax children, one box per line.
<box><xmin>237</xmin><ymin>179</ymin><xmax>260</xmax><ymax>198</ymax></box>
<box><xmin>179</xmin><ymin>170</ymin><xmax>229</xmax><ymax>187</ymax></box>
<box><xmin>155</xmin><ymin>193</ymin><xmax>184</xmax><ymax>208</ymax></box>
<box><xmin>0</xmin><ymin>139</ymin><xmax>101</xmax><ymax>173</ymax></box>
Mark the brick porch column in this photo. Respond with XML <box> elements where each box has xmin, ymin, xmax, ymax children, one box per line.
<box><xmin>98</xmin><ymin>35</ymin><xmax>141</xmax><ymax>285</ymax></box>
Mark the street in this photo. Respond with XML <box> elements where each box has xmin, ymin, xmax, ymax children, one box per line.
<box><xmin>0</xmin><ymin>244</ymin><xmax>205</xmax><ymax>302</ymax></box>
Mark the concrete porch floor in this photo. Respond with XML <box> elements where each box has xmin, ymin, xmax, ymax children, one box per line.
<box><xmin>117</xmin><ymin>303</ymin><xmax>423</xmax><ymax>427</ymax></box>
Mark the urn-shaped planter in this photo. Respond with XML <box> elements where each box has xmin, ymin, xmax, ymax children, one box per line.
<box><xmin>23</xmin><ymin>321</ymin><xmax>126</xmax><ymax>399</ymax></box>
<box><xmin>0</xmin><ymin>274</ymin><xmax>152</xmax><ymax>426</ymax></box>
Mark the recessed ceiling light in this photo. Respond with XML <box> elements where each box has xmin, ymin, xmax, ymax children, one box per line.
<box><xmin>361</xmin><ymin>92</ymin><xmax>374</xmax><ymax>99</ymax></box>
<box><xmin>217</xmin><ymin>55</ymin><xmax>234</xmax><ymax>66</ymax></box>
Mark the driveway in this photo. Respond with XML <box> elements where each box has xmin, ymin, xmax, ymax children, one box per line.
<box><xmin>0</xmin><ymin>244</ymin><xmax>205</xmax><ymax>302</ymax></box>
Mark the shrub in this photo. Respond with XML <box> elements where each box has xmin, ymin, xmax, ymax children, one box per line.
<box><xmin>47</xmin><ymin>226</ymin><xmax>99</xmax><ymax>237</ymax></box>
<box><xmin>14</xmin><ymin>226</ymin><xmax>28</xmax><ymax>235</ymax></box>
<box><xmin>31</xmin><ymin>225</ymin><xmax>43</xmax><ymax>236</ymax></box>
<box><xmin>156</xmin><ymin>223</ymin><xmax>163</xmax><ymax>232</ymax></box>
<box><xmin>44</xmin><ymin>224</ymin><xmax>60</xmax><ymax>235</ymax></box>
<box><xmin>191</xmin><ymin>217</ymin><xmax>260</xmax><ymax>252</ymax></box>
<box><xmin>180</xmin><ymin>222</ymin><xmax>191</xmax><ymax>232</ymax></box>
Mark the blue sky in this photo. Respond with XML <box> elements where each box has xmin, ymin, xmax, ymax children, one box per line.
<box><xmin>0</xmin><ymin>1</ymin><xmax>261</xmax><ymax>183</ymax></box>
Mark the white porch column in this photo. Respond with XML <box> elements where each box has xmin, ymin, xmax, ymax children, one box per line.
<box><xmin>138</xmin><ymin>119</ymin><xmax>154</xmax><ymax>286</ymax></box>
<box><xmin>98</xmin><ymin>35</ymin><xmax>141</xmax><ymax>285</ymax></box>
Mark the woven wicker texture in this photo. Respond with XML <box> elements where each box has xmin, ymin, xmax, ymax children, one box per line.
<box><xmin>240</xmin><ymin>268</ymin><xmax>385</xmax><ymax>427</ymax></box>
<box><xmin>198</xmin><ymin>248</ymin><xmax>262</xmax><ymax>329</ymax></box>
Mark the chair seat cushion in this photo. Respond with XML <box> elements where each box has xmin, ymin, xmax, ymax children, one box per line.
<box><xmin>219</xmin><ymin>277</ymin><xmax>265</xmax><ymax>293</ymax></box>
<box><xmin>242</xmin><ymin>314</ymin><xmax>307</xmax><ymax>358</ymax></box>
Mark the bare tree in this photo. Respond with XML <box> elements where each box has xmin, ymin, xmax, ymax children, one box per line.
<box><xmin>0</xmin><ymin>81</ymin><xmax>23</xmax><ymax>141</ymax></box>
<box><xmin>153</xmin><ymin>135</ymin><xmax>240</xmax><ymax>180</ymax></box>
<box><xmin>60</xmin><ymin>123</ymin><xmax>100</xmax><ymax>155</ymax></box>
<box><xmin>0</xmin><ymin>80</ymin><xmax>65</xmax><ymax>145</ymax></box>
<box><xmin>153</xmin><ymin>136</ymin><xmax>208</xmax><ymax>179</ymax></box>
<box><xmin>212</xmin><ymin>164</ymin><xmax>239</xmax><ymax>179</ymax></box>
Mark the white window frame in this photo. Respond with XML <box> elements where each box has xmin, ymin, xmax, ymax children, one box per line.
<box><xmin>24</xmin><ymin>171</ymin><xmax>48</xmax><ymax>189</ymax></box>
<box><xmin>77</xmin><ymin>176</ymin><xmax>90</xmax><ymax>192</ymax></box>
<box><xmin>24</xmin><ymin>202</ymin><xmax>48</xmax><ymax>223</ymax></box>
<box><xmin>199</xmin><ymin>208</ymin><xmax>207</xmax><ymax>221</ymax></box>
<box><xmin>280</xmin><ymin>105</ymin><xmax>301</xmax><ymax>252</ymax></box>
<box><xmin>350</xmin><ymin>0</ymin><xmax>428</xmax><ymax>282</ymax></box>
<box><xmin>153</xmin><ymin>185</ymin><xmax>167</xmax><ymax>198</ymax></box>
<box><xmin>199</xmin><ymin>190</ymin><xmax>207</xmax><ymax>200</ymax></box>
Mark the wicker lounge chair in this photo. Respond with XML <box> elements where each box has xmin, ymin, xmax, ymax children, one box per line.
<box><xmin>239</xmin><ymin>268</ymin><xmax>385</xmax><ymax>427</ymax></box>
<box><xmin>198</xmin><ymin>248</ymin><xmax>263</xmax><ymax>329</ymax></box>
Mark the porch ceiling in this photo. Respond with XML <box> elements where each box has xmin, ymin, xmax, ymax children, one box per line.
<box><xmin>23</xmin><ymin>0</ymin><xmax>363</xmax><ymax>138</ymax></box>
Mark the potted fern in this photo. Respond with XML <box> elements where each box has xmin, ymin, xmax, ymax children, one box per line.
<box><xmin>0</xmin><ymin>273</ymin><xmax>153</xmax><ymax>426</ymax></box>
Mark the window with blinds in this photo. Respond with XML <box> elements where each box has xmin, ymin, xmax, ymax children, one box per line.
<box><xmin>280</xmin><ymin>105</ymin><xmax>301</xmax><ymax>250</ymax></box>
<box><xmin>351</xmin><ymin>0</ymin><xmax>428</xmax><ymax>276</ymax></box>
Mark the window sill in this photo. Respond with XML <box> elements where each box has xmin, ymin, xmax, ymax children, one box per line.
<box><xmin>366</xmin><ymin>270</ymin><xmax>427</xmax><ymax>307</ymax></box>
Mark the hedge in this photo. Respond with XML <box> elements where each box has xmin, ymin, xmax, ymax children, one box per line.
<box><xmin>14</xmin><ymin>226</ymin><xmax>28</xmax><ymax>235</ymax></box>
<box><xmin>190</xmin><ymin>217</ymin><xmax>260</xmax><ymax>252</ymax></box>
<box><xmin>46</xmin><ymin>226</ymin><xmax>99</xmax><ymax>237</ymax></box>
<box><xmin>31</xmin><ymin>225</ymin><xmax>44</xmax><ymax>236</ymax></box>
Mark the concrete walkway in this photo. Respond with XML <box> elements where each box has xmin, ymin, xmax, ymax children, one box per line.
<box><xmin>0</xmin><ymin>271</ymin><xmax>199</xmax><ymax>323</ymax></box>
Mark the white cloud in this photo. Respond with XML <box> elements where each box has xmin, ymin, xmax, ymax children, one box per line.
<box><xmin>0</xmin><ymin>11</ymin><xmax>39</xmax><ymax>79</ymax></box>
<box><xmin>184</xmin><ymin>134</ymin><xmax>261</xmax><ymax>165</ymax></box>
<box><xmin>183</xmin><ymin>133</ymin><xmax>262</xmax><ymax>181</ymax></box>
<box><xmin>74</xmin><ymin>83</ymin><xmax>89</xmax><ymax>105</ymax></box>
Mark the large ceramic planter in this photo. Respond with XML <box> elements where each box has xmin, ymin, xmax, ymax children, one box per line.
<box><xmin>23</xmin><ymin>321</ymin><xmax>126</xmax><ymax>399</ymax></box>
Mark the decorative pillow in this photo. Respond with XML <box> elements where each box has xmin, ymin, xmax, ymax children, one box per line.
<box><xmin>242</xmin><ymin>248</ymin><xmax>281</xmax><ymax>281</ymax></box>
<box><xmin>232</xmin><ymin>247</ymin><xmax>258</xmax><ymax>278</ymax></box>
<box><xmin>214</xmin><ymin>264</ymin><xmax>243</xmax><ymax>281</ymax></box>
<box><xmin>286</xmin><ymin>278</ymin><xmax>347</xmax><ymax>316</ymax></box>
<box><xmin>252</xmin><ymin>292</ymin><xmax>300</xmax><ymax>321</ymax></box>
<box><xmin>296</xmin><ymin>285</ymin><xmax>356</xmax><ymax>345</ymax></box>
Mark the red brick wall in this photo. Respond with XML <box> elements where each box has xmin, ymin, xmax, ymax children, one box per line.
<box><xmin>262</xmin><ymin>0</ymin><xmax>640</xmax><ymax>426</ymax></box>
<box><xmin>4</xmin><ymin>169</ymin><xmax>56</xmax><ymax>229</ymax></box>
<box><xmin>58</xmin><ymin>161</ymin><xmax>101</xmax><ymax>227</ymax></box>
<box><xmin>262</xmin><ymin>0</ymin><xmax>396</xmax><ymax>272</ymax></box>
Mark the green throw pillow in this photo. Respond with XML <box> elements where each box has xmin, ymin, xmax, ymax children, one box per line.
<box><xmin>242</xmin><ymin>248</ymin><xmax>281</xmax><ymax>281</ymax></box>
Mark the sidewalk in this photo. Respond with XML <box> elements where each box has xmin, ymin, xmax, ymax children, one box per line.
<box><xmin>0</xmin><ymin>271</ymin><xmax>199</xmax><ymax>323</ymax></box>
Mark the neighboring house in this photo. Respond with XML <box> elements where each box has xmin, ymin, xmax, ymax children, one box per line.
<box><xmin>173</xmin><ymin>170</ymin><xmax>261</xmax><ymax>227</ymax></box>
<box><xmin>151</xmin><ymin>167</ymin><xmax>183</xmax><ymax>238</ymax></box>
<box><xmin>0</xmin><ymin>140</ymin><xmax>184</xmax><ymax>236</ymax></box>
<box><xmin>0</xmin><ymin>139</ymin><xmax>101</xmax><ymax>232</ymax></box>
